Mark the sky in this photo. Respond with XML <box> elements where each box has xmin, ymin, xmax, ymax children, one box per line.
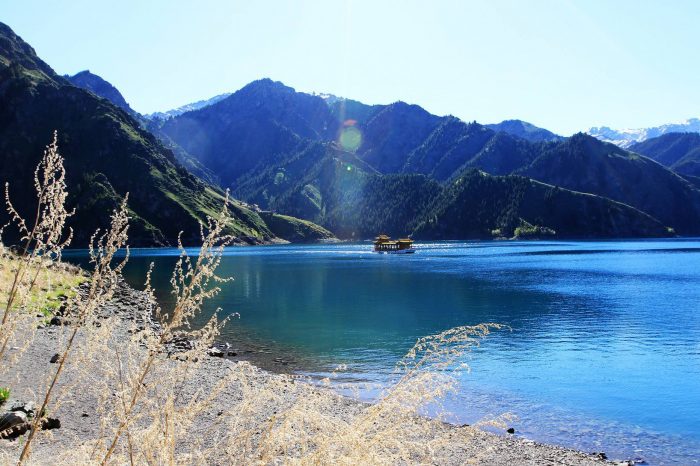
<box><xmin>3</xmin><ymin>0</ymin><xmax>700</xmax><ymax>135</ymax></box>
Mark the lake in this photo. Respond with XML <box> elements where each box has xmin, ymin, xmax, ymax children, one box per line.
<box><xmin>64</xmin><ymin>239</ymin><xmax>700</xmax><ymax>464</ymax></box>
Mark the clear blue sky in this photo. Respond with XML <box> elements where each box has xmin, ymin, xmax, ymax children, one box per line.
<box><xmin>4</xmin><ymin>0</ymin><xmax>700</xmax><ymax>135</ymax></box>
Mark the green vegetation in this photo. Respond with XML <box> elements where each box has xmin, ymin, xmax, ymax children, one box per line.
<box><xmin>513</xmin><ymin>220</ymin><xmax>556</xmax><ymax>239</ymax></box>
<box><xmin>259</xmin><ymin>212</ymin><xmax>335</xmax><ymax>243</ymax></box>
<box><xmin>0</xmin><ymin>387</ymin><xmax>9</xmax><ymax>406</ymax></box>
<box><xmin>0</xmin><ymin>254</ymin><xmax>85</xmax><ymax>316</ymax></box>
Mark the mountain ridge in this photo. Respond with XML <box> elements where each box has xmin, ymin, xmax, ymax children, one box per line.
<box><xmin>587</xmin><ymin>118</ymin><xmax>700</xmax><ymax>147</ymax></box>
<box><xmin>65</xmin><ymin>70</ymin><xmax>136</xmax><ymax>116</ymax></box>
<box><xmin>486</xmin><ymin>119</ymin><xmax>564</xmax><ymax>143</ymax></box>
<box><xmin>630</xmin><ymin>132</ymin><xmax>700</xmax><ymax>178</ymax></box>
<box><xmin>146</xmin><ymin>92</ymin><xmax>233</xmax><ymax>120</ymax></box>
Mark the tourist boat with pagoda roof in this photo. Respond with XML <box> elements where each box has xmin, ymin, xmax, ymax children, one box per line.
<box><xmin>373</xmin><ymin>235</ymin><xmax>415</xmax><ymax>254</ymax></box>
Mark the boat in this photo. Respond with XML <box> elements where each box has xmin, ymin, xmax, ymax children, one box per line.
<box><xmin>373</xmin><ymin>235</ymin><xmax>415</xmax><ymax>254</ymax></box>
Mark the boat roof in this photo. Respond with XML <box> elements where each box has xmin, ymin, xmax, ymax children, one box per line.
<box><xmin>374</xmin><ymin>236</ymin><xmax>413</xmax><ymax>243</ymax></box>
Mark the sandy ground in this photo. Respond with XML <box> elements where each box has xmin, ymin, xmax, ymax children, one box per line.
<box><xmin>0</xmin><ymin>282</ymin><xmax>627</xmax><ymax>465</ymax></box>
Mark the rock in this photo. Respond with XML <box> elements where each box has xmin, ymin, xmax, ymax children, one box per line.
<box><xmin>227</xmin><ymin>351</ymin><xmax>238</xmax><ymax>357</ymax></box>
<box><xmin>595</xmin><ymin>452</ymin><xmax>607</xmax><ymax>460</ymax></box>
<box><xmin>42</xmin><ymin>417</ymin><xmax>61</xmax><ymax>430</ymax></box>
<box><xmin>10</xmin><ymin>400</ymin><xmax>35</xmax><ymax>417</ymax></box>
<box><xmin>49</xmin><ymin>353</ymin><xmax>61</xmax><ymax>363</ymax></box>
<box><xmin>506</xmin><ymin>427</ymin><xmax>515</xmax><ymax>434</ymax></box>
<box><xmin>55</xmin><ymin>300</ymin><xmax>68</xmax><ymax>316</ymax></box>
<box><xmin>208</xmin><ymin>348</ymin><xmax>224</xmax><ymax>358</ymax></box>
<box><xmin>49</xmin><ymin>316</ymin><xmax>70</xmax><ymax>326</ymax></box>
<box><xmin>164</xmin><ymin>333</ymin><xmax>195</xmax><ymax>354</ymax></box>
<box><xmin>0</xmin><ymin>411</ymin><xmax>29</xmax><ymax>439</ymax></box>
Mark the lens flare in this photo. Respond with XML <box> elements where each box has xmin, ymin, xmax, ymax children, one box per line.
<box><xmin>339</xmin><ymin>126</ymin><xmax>362</xmax><ymax>152</ymax></box>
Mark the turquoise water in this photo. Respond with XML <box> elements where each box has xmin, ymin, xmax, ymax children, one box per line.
<box><xmin>65</xmin><ymin>240</ymin><xmax>700</xmax><ymax>464</ymax></box>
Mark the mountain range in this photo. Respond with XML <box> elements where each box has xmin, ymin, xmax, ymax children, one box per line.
<box><xmin>588</xmin><ymin>118</ymin><xmax>700</xmax><ymax>147</ymax></box>
<box><xmin>3</xmin><ymin>21</ymin><xmax>700</xmax><ymax>244</ymax></box>
<box><xmin>147</xmin><ymin>78</ymin><xmax>700</xmax><ymax>237</ymax></box>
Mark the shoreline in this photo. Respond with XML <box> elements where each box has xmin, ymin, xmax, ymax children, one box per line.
<box><xmin>0</xmin><ymin>281</ymin><xmax>630</xmax><ymax>465</ymax></box>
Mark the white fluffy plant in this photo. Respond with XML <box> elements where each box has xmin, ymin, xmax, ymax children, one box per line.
<box><xmin>98</xmin><ymin>193</ymin><xmax>235</xmax><ymax>465</ymax></box>
<box><xmin>17</xmin><ymin>196</ymin><xmax>131</xmax><ymax>464</ymax></box>
<box><xmin>0</xmin><ymin>131</ymin><xmax>74</xmax><ymax>367</ymax></box>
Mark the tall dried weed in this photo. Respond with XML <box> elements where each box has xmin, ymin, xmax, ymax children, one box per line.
<box><xmin>0</xmin><ymin>131</ymin><xmax>73</xmax><ymax>366</ymax></box>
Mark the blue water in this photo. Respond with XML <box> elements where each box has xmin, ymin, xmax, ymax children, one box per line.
<box><xmin>64</xmin><ymin>240</ymin><xmax>700</xmax><ymax>464</ymax></box>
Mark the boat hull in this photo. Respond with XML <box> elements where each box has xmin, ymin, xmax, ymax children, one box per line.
<box><xmin>375</xmin><ymin>249</ymin><xmax>415</xmax><ymax>254</ymax></box>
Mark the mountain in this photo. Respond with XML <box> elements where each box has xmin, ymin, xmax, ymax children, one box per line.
<box><xmin>486</xmin><ymin>119</ymin><xmax>563</xmax><ymax>142</ymax></box>
<box><xmin>0</xmin><ymin>22</ymin><xmax>333</xmax><ymax>246</ymax></box>
<box><xmin>629</xmin><ymin>132</ymin><xmax>700</xmax><ymax>177</ymax></box>
<box><xmin>64</xmin><ymin>70</ymin><xmax>135</xmax><ymax>116</ymax></box>
<box><xmin>146</xmin><ymin>93</ymin><xmax>232</xmax><ymax>120</ymax></box>
<box><xmin>64</xmin><ymin>69</ymin><xmax>224</xmax><ymax>188</ymax></box>
<box><xmin>518</xmin><ymin>133</ymin><xmax>700</xmax><ymax>234</ymax></box>
<box><xmin>587</xmin><ymin>118</ymin><xmax>700</xmax><ymax>148</ymax></box>
<box><xmin>352</xmin><ymin>101</ymin><xmax>443</xmax><ymax>173</ymax></box>
<box><xmin>158</xmin><ymin>79</ymin><xmax>338</xmax><ymax>191</ymax></box>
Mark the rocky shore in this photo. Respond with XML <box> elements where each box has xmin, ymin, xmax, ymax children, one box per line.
<box><xmin>0</xmin><ymin>281</ymin><xmax>631</xmax><ymax>465</ymax></box>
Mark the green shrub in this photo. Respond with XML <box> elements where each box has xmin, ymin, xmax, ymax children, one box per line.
<box><xmin>0</xmin><ymin>387</ymin><xmax>10</xmax><ymax>406</ymax></box>
<box><xmin>513</xmin><ymin>220</ymin><xmax>556</xmax><ymax>238</ymax></box>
